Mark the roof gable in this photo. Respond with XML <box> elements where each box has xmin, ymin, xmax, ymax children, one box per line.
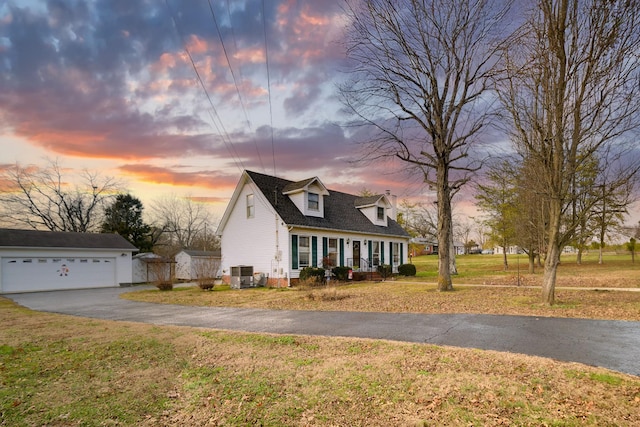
<box><xmin>0</xmin><ymin>228</ymin><xmax>138</xmax><ymax>250</ymax></box>
<box><xmin>354</xmin><ymin>195</ymin><xmax>391</xmax><ymax>209</ymax></box>
<box><xmin>282</xmin><ymin>177</ymin><xmax>329</xmax><ymax>196</ymax></box>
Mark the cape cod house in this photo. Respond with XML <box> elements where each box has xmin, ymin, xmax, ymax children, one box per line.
<box><xmin>216</xmin><ymin>170</ymin><xmax>411</xmax><ymax>287</ymax></box>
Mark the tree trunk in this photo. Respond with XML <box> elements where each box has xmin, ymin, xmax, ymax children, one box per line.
<box><xmin>437</xmin><ymin>170</ymin><xmax>453</xmax><ymax>291</ymax></box>
<box><xmin>542</xmin><ymin>200</ymin><xmax>563</xmax><ymax>305</ymax></box>
<box><xmin>576</xmin><ymin>247</ymin><xmax>583</xmax><ymax>265</ymax></box>
<box><xmin>542</xmin><ymin>243</ymin><xmax>560</xmax><ymax>305</ymax></box>
<box><xmin>528</xmin><ymin>251</ymin><xmax>536</xmax><ymax>274</ymax></box>
<box><xmin>449</xmin><ymin>228</ymin><xmax>458</xmax><ymax>276</ymax></box>
<box><xmin>502</xmin><ymin>246</ymin><xmax>508</xmax><ymax>271</ymax></box>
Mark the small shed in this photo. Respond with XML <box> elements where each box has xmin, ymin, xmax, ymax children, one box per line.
<box><xmin>132</xmin><ymin>253</ymin><xmax>174</xmax><ymax>284</ymax></box>
<box><xmin>0</xmin><ymin>228</ymin><xmax>137</xmax><ymax>293</ymax></box>
<box><xmin>175</xmin><ymin>249</ymin><xmax>222</xmax><ymax>281</ymax></box>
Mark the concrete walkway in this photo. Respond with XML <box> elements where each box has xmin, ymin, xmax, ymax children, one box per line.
<box><xmin>5</xmin><ymin>286</ymin><xmax>639</xmax><ymax>376</ymax></box>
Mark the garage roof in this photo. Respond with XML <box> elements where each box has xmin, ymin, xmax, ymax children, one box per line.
<box><xmin>0</xmin><ymin>228</ymin><xmax>138</xmax><ymax>251</ymax></box>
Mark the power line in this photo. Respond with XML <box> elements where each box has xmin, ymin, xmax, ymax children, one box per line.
<box><xmin>207</xmin><ymin>0</ymin><xmax>265</xmax><ymax>173</ymax></box>
<box><xmin>261</xmin><ymin>0</ymin><xmax>277</xmax><ymax>177</ymax></box>
<box><xmin>165</xmin><ymin>0</ymin><xmax>245</xmax><ymax>173</ymax></box>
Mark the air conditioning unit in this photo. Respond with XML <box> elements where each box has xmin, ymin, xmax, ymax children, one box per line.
<box><xmin>230</xmin><ymin>265</ymin><xmax>254</xmax><ymax>289</ymax></box>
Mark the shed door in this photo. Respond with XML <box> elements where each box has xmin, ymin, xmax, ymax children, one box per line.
<box><xmin>1</xmin><ymin>257</ymin><xmax>117</xmax><ymax>293</ymax></box>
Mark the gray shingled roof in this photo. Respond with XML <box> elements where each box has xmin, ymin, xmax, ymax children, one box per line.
<box><xmin>354</xmin><ymin>195</ymin><xmax>384</xmax><ymax>207</ymax></box>
<box><xmin>0</xmin><ymin>228</ymin><xmax>138</xmax><ymax>250</ymax></box>
<box><xmin>282</xmin><ymin>177</ymin><xmax>318</xmax><ymax>193</ymax></box>
<box><xmin>247</xmin><ymin>171</ymin><xmax>409</xmax><ymax>238</ymax></box>
<box><xmin>181</xmin><ymin>249</ymin><xmax>221</xmax><ymax>257</ymax></box>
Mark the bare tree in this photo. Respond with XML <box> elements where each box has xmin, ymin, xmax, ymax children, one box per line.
<box><xmin>499</xmin><ymin>0</ymin><xmax>640</xmax><ymax>304</ymax></box>
<box><xmin>593</xmin><ymin>162</ymin><xmax>636</xmax><ymax>265</ymax></box>
<box><xmin>513</xmin><ymin>157</ymin><xmax>548</xmax><ymax>273</ymax></box>
<box><xmin>194</xmin><ymin>256</ymin><xmax>223</xmax><ymax>290</ymax></box>
<box><xmin>475</xmin><ymin>159</ymin><xmax>519</xmax><ymax>270</ymax></box>
<box><xmin>340</xmin><ymin>0</ymin><xmax>511</xmax><ymax>290</ymax></box>
<box><xmin>149</xmin><ymin>194</ymin><xmax>216</xmax><ymax>255</ymax></box>
<box><xmin>401</xmin><ymin>199</ymin><xmax>438</xmax><ymax>241</ymax></box>
<box><xmin>0</xmin><ymin>160</ymin><xmax>121</xmax><ymax>232</ymax></box>
<box><xmin>454</xmin><ymin>217</ymin><xmax>475</xmax><ymax>255</ymax></box>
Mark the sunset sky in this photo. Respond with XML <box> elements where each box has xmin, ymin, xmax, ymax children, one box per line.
<box><xmin>1</xmin><ymin>0</ymin><xmax>486</xmax><ymax>223</ymax></box>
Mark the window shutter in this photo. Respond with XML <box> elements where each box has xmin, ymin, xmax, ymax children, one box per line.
<box><xmin>381</xmin><ymin>241</ymin><xmax>385</xmax><ymax>264</ymax></box>
<box><xmin>339</xmin><ymin>238</ymin><xmax>344</xmax><ymax>267</ymax></box>
<box><xmin>368</xmin><ymin>240</ymin><xmax>372</xmax><ymax>265</ymax></box>
<box><xmin>389</xmin><ymin>242</ymin><xmax>393</xmax><ymax>265</ymax></box>
<box><xmin>312</xmin><ymin>236</ymin><xmax>318</xmax><ymax>267</ymax></box>
<box><xmin>291</xmin><ymin>235</ymin><xmax>298</xmax><ymax>269</ymax></box>
<box><xmin>400</xmin><ymin>243</ymin><xmax>404</xmax><ymax>264</ymax></box>
<box><xmin>322</xmin><ymin>237</ymin><xmax>328</xmax><ymax>258</ymax></box>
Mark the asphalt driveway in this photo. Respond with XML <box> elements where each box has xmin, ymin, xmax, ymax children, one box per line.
<box><xmin>5</xmin><ymin>286</ymin><xmax>639</xmax><ymax>376</ymax></box>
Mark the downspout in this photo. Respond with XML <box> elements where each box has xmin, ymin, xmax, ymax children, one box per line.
<box><xmin>275</xmin><ymin>214</ymin><xmax>281</xmax><ymax>288</ymax></box>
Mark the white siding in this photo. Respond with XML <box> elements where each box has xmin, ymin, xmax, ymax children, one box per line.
<box><xmin>174</xmin><ymin>251</ymin><xmax>191</xmax><ymax>280</ymax></box>
<box><xmin>220</xmin><ymin>181</ymin><xmax>290</xmax><ymax>285</ymax></box>
<box><xmin>0</xmin><ymin>248</ymin><xmax>132</xmax><ymax>293</ymax></box>
<box><xmin>132</xmin><ymin>254</ymin><xmax>170</xmax><ymax>283</ymax></box>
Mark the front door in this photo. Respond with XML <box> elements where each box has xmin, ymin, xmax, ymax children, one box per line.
<box><xmin>352</xmin><ymin>240</ymin><xmax>360</xmax><ymax>269</ymax></box>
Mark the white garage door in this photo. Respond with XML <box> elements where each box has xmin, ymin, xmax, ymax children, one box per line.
<box><xmin>2</xmin><ymin>256</ymin><xmax>117</xmax><ymax>293</ymax></box>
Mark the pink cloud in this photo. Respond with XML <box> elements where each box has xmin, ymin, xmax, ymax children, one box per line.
<box><xmin>118</xmin><ymin>164</ymin><xmax>238</xmax><ymax>191</ymax></box>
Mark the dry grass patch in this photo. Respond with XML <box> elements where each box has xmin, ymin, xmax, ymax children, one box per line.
<box><xmin>123</xmin><ymin>253</ymin><xmax>640</xmax><ymax>321</ymax></box>
<box><xmin>123</xmin><ymin>282</ymin><xmax>640</xmax><ymax>321</ymax></box>
<box><xmin>1</xmin><ymin>297</ymin><xmax>639</xmax><ymax>426</ymax></box>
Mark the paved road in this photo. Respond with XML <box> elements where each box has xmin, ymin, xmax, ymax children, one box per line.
<box><xmin>5</xmin><ymin>286</ymin><xmax>639</xmax><ymax>376</ymax></box>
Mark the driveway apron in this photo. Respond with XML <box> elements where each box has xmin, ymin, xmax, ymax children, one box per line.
<box><xmin>5</xmin><ymin>286</ymin><xmax>639</xmax><ymax>376</ymax></box>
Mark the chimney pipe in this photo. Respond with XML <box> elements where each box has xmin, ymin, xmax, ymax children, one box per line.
<box><xmin>392</xmin><ymin>195</ymin><xmax>398</xmax><ymax>221</ymax></box>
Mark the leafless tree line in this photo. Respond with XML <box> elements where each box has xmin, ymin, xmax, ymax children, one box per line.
<box><xmin>341</xmin><ymin>0</ymin><xmax>640</xmax><ymax>304</ymax></box>
<box><xmin>0</xmin><ymin>159</ymin><xmax>219</xmax><ymax>257</ymax></box>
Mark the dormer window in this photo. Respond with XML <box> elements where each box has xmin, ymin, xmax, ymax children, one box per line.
<box><xmin>308</xmin><ymin>193</ymin><xmax>319</xmax><ymax>211</ymax></box>
<box><xmin>283</xmin><ymin>177</ymin><xmax>328</xmax><ymax>218</ymax></box>
<box><xmin>355</xmin><ymin>194</ymin><xmax>392</xmax><ymax>227</ymax></box>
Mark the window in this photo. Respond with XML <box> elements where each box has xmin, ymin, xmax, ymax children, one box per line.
<box><xmin>38</xmin><ymin>259</ymin><xmax>47</xmax><ymax>263</ymax></box>
<box><xmin>308</xmin><ymin>192</ymin><xmax>319</xmax><ymax>211</ymax></box>
<box><xmin>22</xmin><ymin>259</ymin><xmax>32</xmax><ymax>263</ymax></box>
<box><xmin>246</xmin><ymin>193</ymin><xmax>254</xmax><ymax>218</ymax></box>
<box><xmin>392</xmin><ymin>242</ymin><xmax>399</xmax><ymax>265</ymax></box>
<box><xmin>328</xmin><ymin>238</ymin><xmax>338</xmax><ymax>267</ymax></box>
<box><xmin>371</xmin><ymin>241</ymin><xmax>380</xmax><ymax>267</ymax></box>
<box><xmin>299</xmin><ymin>236</ymin><xmax>310</xmax><ymax>268</ymax></box>
<box><xmin>377</xmin><ymin>206</ymin><xmax>385</xmax><ymax>220</ymax></box>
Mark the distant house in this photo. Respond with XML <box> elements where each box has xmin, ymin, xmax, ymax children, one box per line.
<box><xmin>493</xmin><ymin>245</ymin><xmax>522</xmax><ymax>255</ymax></box>
<box><xmin>175</xmin><ymin>249</ymin><xmax>222</xmax><ymax>281</ymax></box>
<box><xmin>410</xmin><ymin>238</ymin><xmax>438</xmax><ymax>255</ymax></box>
<box><xmin>0</xmin><ymin>228</ymin><xmax>137</xmax><ymax>293</ymax></box>
<box><xmin>216</xmin><ymin>170</ymin><xmax>411</xmax><ymax>287</ymax></box>
<box><xmin>132</xmin><ymin>252</ymin><xmax>173</xmax><ymax>284</ymax></box>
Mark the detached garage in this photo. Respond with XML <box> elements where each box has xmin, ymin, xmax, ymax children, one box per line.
<box><xmin>0</xmin><ymin>228</ymin><xmax>137</xmax><ymax>293</ymax></box>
